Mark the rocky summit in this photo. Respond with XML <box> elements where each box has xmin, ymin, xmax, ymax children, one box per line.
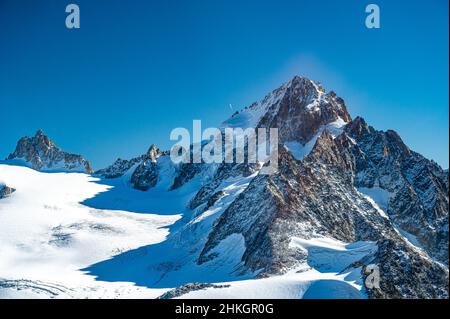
<box><xmin>7</xmin><ymin>130</ymin><xmax>92</xmax><ymax>173</ymax></box>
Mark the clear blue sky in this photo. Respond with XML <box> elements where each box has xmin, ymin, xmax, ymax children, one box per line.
<box><xmin>0</xmin><ymin>0</ymin><xmax>448</xmax><ymax>169</ymax></box>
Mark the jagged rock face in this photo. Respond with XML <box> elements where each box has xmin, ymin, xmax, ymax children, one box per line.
<box><xmin>7</xmin><ymin>130</ymin><xmax>92</xmax><ymax>174</ymax></box>
<box><xmin>130</xmin><ymin>160</ymin><xmax>158</xmax><ymax>191</ymax></box>
<box><xmin>146</xmin><ymin>144</ymin><xmax>162</xmax><ymax>163</ymax></box>
<box><xmin>0</xmin><ymin>183</ymin><xmax>15</xmax><ymax>199</ymax></box>
<box><xmin>168</xmin><ymin>143</ymin><xmax>214</xmax><ymax>191</ymax></box>
<box><xmin>345</xmin><ymin>117</ymin><xmax>449</xmax><ymax>264</ymax></box>
<box><xmin>199</xmin><ymin>133</ymin><xmax>397</xmax><ymax>273</ymax></box>
<box><xmin>224</xmin><ymin>76</ymin><xmax>351</xmax><ymax>144</ymax></box>
<box><xmin>188</xmin><ymin>162</ymin><xmax>259</xmax><ymax>210</ymax></box>
<box><xmin>96</xmin><ymin>144</ymin><xmax>164</xmax><ymax>191</ymax></box>
<box><xmin>170</xmin><ymin>162</ymin><xmax>203</xmax><ymax>191</ymax></box>
<box><xmin>444</xmin><ymin>169</ymin><xmax>449</xmax><ymax>190</ymax></box>
<box><xmin>363</xmin><ymin>240</ymin><xmax>449</xmax><ymax>299</ymax></box>
<box><xmin>95</xmin><ymin>156</ymin><xmax>145</xmax><ymax>179</ymax></box>
<box><xmin>257</xmin><ymin>77</ymin><xmax>351</xmax><ymax>144</ymax></box>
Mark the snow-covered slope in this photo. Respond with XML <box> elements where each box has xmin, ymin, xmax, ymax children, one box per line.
<box><xmin>0</xmin><ymin>164</ymin><xmax>178</xmax><ymax>298</ymax></box>
<box><xmin>175</xmin><ymin>238</ymin><xmax>377</xmax><ymax>299</ymax></box>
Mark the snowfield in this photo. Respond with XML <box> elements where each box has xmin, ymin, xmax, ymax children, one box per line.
<box><xmin>0</xmin><ymin>163</ymin><xmax>374</xmax><ymax>299</ymax></box>
<box><xmin>0</xmin><ymin>164</ymin><xmax>178</xmax><ymax>298</ymax></box>
<box><xmin>176</xmin><ymin>238</ymin><xmax>376</xmax><ymax>299</ymax></box>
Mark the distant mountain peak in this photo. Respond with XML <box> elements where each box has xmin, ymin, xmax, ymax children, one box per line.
<box><xmin>7</xmin><ymin>130</ymin><xmax>92</xmax><ymax>174</ymax></box>
<box><xmin>146</xmin><ymin>144</ymin><xmax>162</xmax><ymax>163</ymax></box>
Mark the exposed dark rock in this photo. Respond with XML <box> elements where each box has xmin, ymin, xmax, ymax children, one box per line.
<box><xmin>345</xmin><ymin>117</ymin><xmax>449</xmax><ymax>264</ymax></box>
<box><xmin>170</xmin><ymin>162</ymin><xmax>204</xmax><ymax>191</ymax></box>
<box><xmin>96</xmin><ymin>144</ymin><xmax>166</xmax><ymax>191</ymax></box>
<box><xmin>362</xmin><ymin>240</ymin><xmax>449</xmax><ymax>299</ymax></box>
<box><xmin>0</xmin><ymin>183</ymin><xmax>15</xmax><ymax>198</ymax></box>
<box><xmin>205</xmin><ymin>191</ymin><xmax>225</xmax><ymax>210</ymax></box>
<box><xmin>130</xmin><ymin>160</ymin><xmax>158</xmax><ymax>191</ymax></box>
<box><xmin>157</xmin><ymin>283</ymin><xmax>230</xmax><ymax>299</ymax></box>
<box><xmin>188</xmin><ymin>162</ymin><xmax>258</xmax><ymax>210</ymax></box>
<box><xmin>254</xmin><ymin>76</ymin><xmax>351</xmax><ymax>144</ymax></box>
<box><xmin>95</xmin><ymin>156</ymin><xmax>145</xmax><ymax>179</ymax></box>
<box><xmin>7</xmin><ymin>130</ymin><xmax>92</xmax><ymax>173</ymax></box>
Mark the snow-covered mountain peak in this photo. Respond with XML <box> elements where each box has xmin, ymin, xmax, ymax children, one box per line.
<box><xmin>222</xmin><ymin>75</ymin><xmax>351</xmax><ymax>145</ymax></box>
<box><xmin>6</xmin><ymin>130</ymin><xmax>93</xmax><ymax>174</ymax></box>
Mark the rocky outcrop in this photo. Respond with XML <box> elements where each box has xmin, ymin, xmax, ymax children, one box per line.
<box><xmin>95</xmin><ymin>156</ymin><xmax>145</xmax><ymax>179</ymax></box>
<box><xmin>128</xmin><ymin>145</ymin><xmax>162</xmax><ymax>191</ymax></box>
<box><xmin>146</xmin><ymin>144</ymin><xmax>162</xmax><ymax>163</ymax></box>
<box><xmin>157</xmin><ymin>283</ymin><xmax>230</xmax><ymax>299</ymax></box>
<box><xmin>7</xmin><ymin>130</ymin><xmax>92</xmax><ymax>174</ymax></box>
<box><xmin>170</xmin><ymin>162</ymin><xmax>204</xmax><ymax>191</ymax></box>
<box><xmin>96</xmin><ymin>144</ymin><xmax>169</xmax><ymax>191</ymax></box>
<box><xmin>0</xmin><ymin>183</ymin><xmax>15</xmax><ymax>199</ymax></box>
<box><xmin>130</xmin><ymin>160</ymin><xmax>158</xmax><ymax>191</ymax></box>
<box><xmin>188</xmin><ymin>162</ymin><xmax>258</xmax><ymax>210</ymax></box>
<box><xmin>183</xmin><ymin>76</ymin><xmax>353</xmax><ymax>209</ymax></box>
<box><xmin>96</xmin><ymin>144</ymin><xmax>163</xmax><ymax>180</ymax></box>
